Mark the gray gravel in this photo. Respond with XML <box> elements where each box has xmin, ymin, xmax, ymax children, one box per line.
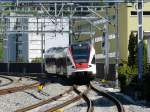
<box><xmin>28</xmin><ymin>90</ymin><xmax>77</xmax><ymax>112</ymax></box>
<box><xmin>64</xmin><ymin>85</ymin><xmax>88</xmax><ymax>112</ymax></box>
<box><xmin>0</xmin><ymin>75</ymin><xmax>37</xmax><ymax>89</ymax></box>
<box><xmin>64</xmin><ymin>99</ymin><xmax>87</xmax><ymax>112</ymax></box>
<box><xmin>92</xmin><ymin>81</ymin><xmax>150</xmax><ymax>112</ymax></box>
<box><xmin>1</xmin><ymin>76</ymin><xmax>150</xmax><ymax>112</ymax></box>
<box><xmin>0</xmin><ymin>75</ymin><xmax>71</xmax><ymax>112</ymax></box>
<box><xmin>88</xmin><ymin>90</ymin><xmax>118</xmax><ymax>112</ymax></box>
<box><xmin>64</xmin><ymin>85</ymin><xmax>118</xmax><ymax>112</ymax></box>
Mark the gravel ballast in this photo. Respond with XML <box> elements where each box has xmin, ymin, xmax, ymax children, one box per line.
<box><xmin>0</xmin><ymin>75</ymin><xmax>71</xmax><ymax>112</ymax></box>
<box><xmin>92</xmin><ymin>81</ymin><xmax>150</xmax><ymax>112</ymax></box>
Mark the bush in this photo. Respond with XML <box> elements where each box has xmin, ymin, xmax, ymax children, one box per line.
<box><xmin>128</xmin><ymin>32</ymin><xmax>137</xmax><ymax>66</ymax></box>
<box><xmin>118</xmin><ymin>62</ymin><xmax>138</xmax><ymax>92</ymax></box>
<box><xmin>31</xmin><ymin>57</ymin><xmax>42</xmax><ymax>63</ymax></box>
<box><xmin>143</xmin><ymin>72</ymin><xmax>150</xmax><ymax>101</ymax></box>
<box><xmin>118</xmin><ymin>31</ymin><xmax>149</xmax><ymax>100</ymax></box>
<box><xmin>16</xmin><ymin>57</ymin><xmax>26</xmax><ymax>63</ymax></box>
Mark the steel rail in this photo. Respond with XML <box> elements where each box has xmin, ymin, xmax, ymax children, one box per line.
<box><xmin>73</xmin><ymin>85</ymin><xmax>94</xmax><ymax>112</ymax></box>
<box><xmin>44</xmin><ymin>84</ymin><xmax>92</xmax><ymax>112</ymax></box>
<box><xmin>0</xmin><ymin>75</ymin><xmax>14</xmax><ymax>87</ymax></box>
<box><xmin>0</xmin><ymin>82</ymin><xmax>40</xmax><ymax>95</ymax></box>
<box><xmin>90</xmin><ymin>82</ymin><xmax>125</xmax><ymax>112</ymax></box>
<box><xmin>44</xmin><ymin>95</ymin><xmax>81</xmax><ymax>112</ymax></box>
<box><xmin>44</xmin><ymin>85</ymin><xmax>81</xmax><ymax>112</ymax></box>
<box><xmin>15</xmin><ymin>87</ymin><xmax>73</xmax><ymax>112</ymax></box>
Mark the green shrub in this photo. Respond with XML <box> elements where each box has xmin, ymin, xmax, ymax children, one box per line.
<box><xmin>118</xmin><ymin>63</ymin><xmax>138</xmax><ymax>77</ymax></box>
<box><xmin>143</xmin><ymin>73</ymin><xmax>150</xmax><ymax>101</ymax></box>
<box><xmin>128</xmin><ymin>32</ymin><xmax>138</xmax><ymax>67</ymax></box>
<box><xmin>31</xmin><ymin>57</ymin><xmax>42</xmax><ymax>63</ymax></box>
<box><xmin>16</xmin><ymin>57</ymin><xmax>25</xmax><ymax>63</ymax></box>
<box><xmin>143</xmin><ymin>42</ymin><xmax>148</xmax><ymax>74</ymax></box>
<box><xmin>118</xmin><ymin>62</ymin><xmax>138</xmax><ymax>92</ymax></box>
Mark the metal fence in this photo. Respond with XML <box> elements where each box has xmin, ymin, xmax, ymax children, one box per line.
<box><xmin>0</xmin><ymin>63</ymin><xmax>42</xmax><ymax>73</ymax></box>
<box><xmin>0</xmin><ymin>63</ymin><xmax>116</xmax><ymax>80</ymax></box>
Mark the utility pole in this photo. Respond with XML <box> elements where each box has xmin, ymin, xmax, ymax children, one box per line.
<box><xmin>6</xmin><ymin>33</ymin><xmax>9</xmax><ymax>74</ymax></box>
<box><xmin>4</xmin><ymin>17</ymin><xmax>9</xmax><ymax>73</ymax></box>
<box><xmin>115</xmin><ymin>1</ymin><xmax>119</xmax><ymax>88</ymax></box>
<box><xmin>137</xmin><ymin>0</ymin><xmax>143</xmax><ymax>80</ymax></box>
<box><xmin>69</xmin><ymin>4</ymin><xmax>73</xmax><ymax>44</ymax></box>
<box><xmin>104</xmin><ymin>2</ymin><xmax>109</xmax><ymax>79</ymax></box>
<box><xmin>55</xmin><ymin>3</ymin><xmax>57</xmax><ymax>38</ymax></box>
<box><xmin>41</xmin><ymin>21</ymin><xmax>44</xmax><ymax>73</ymax></box>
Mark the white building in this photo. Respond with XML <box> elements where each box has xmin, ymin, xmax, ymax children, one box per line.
<box><xmin>4</xmin><ymin>14</ymin><xmax>69</xmax><ymax>62</ymax></box>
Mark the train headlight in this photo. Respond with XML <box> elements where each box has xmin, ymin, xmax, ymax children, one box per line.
<box><xmin>88</xmin><ymin>65</ymin><xmax>92</xmax><ymax>68</ymax></box>
<box><xmin>72</xmin><ymin>66</ymin><xmax>75</xmax><ymax>68</ymax></box>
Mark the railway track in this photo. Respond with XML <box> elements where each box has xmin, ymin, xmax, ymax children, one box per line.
<box><xmin>73</xmin><ymin>85</ymin><xmax>94</xmax><ymax>112</ymax></box>
<box><xmin>0</xmin><ymin>75</ymin><xmax>14</xmax><ymax>87</ymax></box>
<box><xmin>16</xmin><ymin>87</ymin><xmax>74</xmax><ymax>112</ymax></box>
<box><xmin>0</xmin><ymin>74</ymin><xmax>52</xmax><ymax>96</ymax></box>
<box><xmin>45</xmin><ymin>83</ymin><xmax>125</xmax><ymax>112</ymax></box>
<box><xmin>0</xmin><ymin>82</ymin><xmax>40</xmax><ymax>95</ymax></box>
<box><xmin>44</xmin><ymin>85</ymin><xmax>93</xmax><ymax>112</ymax></box>
<box><xmin>14</xmin><ymin>82</ymin><xmax>125</xmax><ymax>112</ymax></box>
<box><xmin>89</xmin><ymin>82</ymin><xmax>125</xmax><ymax>112</ymax></box>
<box><xmin>15</xmin><ymin>85</ymin><xmax>92</xmax><ymax>112</ymax></box>
<box><xmin>0</xmin><ymin>73</ymin><xmax>124</xmax><ymax>112</ymax></box>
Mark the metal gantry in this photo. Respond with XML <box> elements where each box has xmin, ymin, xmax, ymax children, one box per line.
<box><xmin>0</xmin><ymin>0</ymin><xmax>105</xmax><ymax>74</ymax></box>
<box><xmin>104</xmin><ymin>2</ymin><xmax>109</xmax><ymax>79</ymax></box>
<box><xmin>0</xmin><ymin>0</ymin><xmax>145</xmax><ymax>83</ymax></box>
<box><xmin>115</xmin><ymin>1</ymin><xmax>119</xmax><ymax>88</ymax></box>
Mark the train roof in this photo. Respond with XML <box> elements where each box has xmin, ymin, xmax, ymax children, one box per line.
<box><xmin>44</xmin><ymin>47</ymin><xmax>68</xmax><ymax>59</ymax></box>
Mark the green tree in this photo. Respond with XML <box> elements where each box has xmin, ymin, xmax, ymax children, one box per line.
<box><xmin>128</xmin><ymin>32</ymin><xmax>138</xmax><ymax>67</ymax></box>
<box><xmin>31</xmin><ymin>57</ymin><xmax>42</xmax><ymax>63</ymax></box>
<box><xmin>128</xmin><ymin>32</ymin><xmax>147</xmax><ymax>73</ymax></box>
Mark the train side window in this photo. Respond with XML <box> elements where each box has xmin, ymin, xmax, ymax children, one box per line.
<box><xmin>92</xmin><ymin>56</ymin><xmax>96</xmax><ymax>64</ymax></box>
<box><xmin>53</xmin><ymin>58</ymin><xmax>56</xmax><ymax>65</ymax></box>
<box><xmin>46</xmin><ymin>58</ymin><xmax>50</xmax><ymax>64</ymax></box>
<box><xmin>67</xmin><ymin>58</ymin><xmax>72</xmax><ymax>65</ymax></box>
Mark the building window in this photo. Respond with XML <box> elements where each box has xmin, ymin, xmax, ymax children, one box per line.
<box><xmin>143</xmin><ymin>11</ymin><xmax>150</xmax><ymax>15</ymax></box>
<box><xmin>131</xmin><ymin>11</ymin><xmax>150</xmax><ymax>16</ymax></box>
<box><xmin>18</xmin><ymin>50</ymin><xmax>22</xmax><ymax>54</ymax></box>
<box><xmin>131</xmin><ymin>11</ymin><xmax>137</xmax><ymax>15</ymax></box>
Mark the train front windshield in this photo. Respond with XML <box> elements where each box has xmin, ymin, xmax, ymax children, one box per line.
<box><xmin>71</xmin><ymin>44</ymin><xmax>90</xmax><ymax>63</ymax></box>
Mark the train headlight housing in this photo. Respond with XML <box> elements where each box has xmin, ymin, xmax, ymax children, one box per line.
<box><xmin>88</xmin><ymin>65</ymin><xmax>92</xmax><ymax>68</ymax></box>
<box><xmin>72</xmin><ymin>66</ymin><xmax>75</xmax><ymax>68</ymax></box>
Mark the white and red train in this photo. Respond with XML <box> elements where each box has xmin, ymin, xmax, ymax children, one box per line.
<box><xmin>44</xmin><ymin>42</ymin><xmax>96</xmax><ymax>79</ymax></box>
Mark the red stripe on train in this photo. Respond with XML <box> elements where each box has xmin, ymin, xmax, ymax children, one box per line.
<box><xmin>75</xmin><ymin>63</ymin><xmax>88</xmax><ymax>69</ymax></box>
